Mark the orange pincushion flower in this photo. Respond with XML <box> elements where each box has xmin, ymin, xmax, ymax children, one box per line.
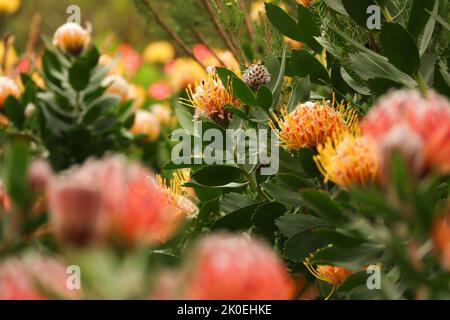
<box><xmin>157</xmin><ymin>170</ymin><xmax>198</xmax><ymax>219</ymax></box>
<box><xmin>432</xmin><ymin>212</ymin><xmax>450</xmax><ymax>270</ymax></box>
<box><xmin>166</xmin><ymin>58</ymin><xmax>206</xmax><ymax>91</ymax></box>
<box><xmin>271</xmin><ymin>99</ymin><xmax>358</xmax><ymax>150</ymax></box>
<box><xmin>315</xmin><ymin>131</ymin><xmax>379</xmax><ymax>187</ymax></box>
<box><xmin>0</xmin><ymin>254</ymin><xmax>80</xmax><ymax>300</ymax></box>
<box><xmin>362</xmin><ymin>90</ymin><xmax>450</xmax><ymax>175</ymax></box>
<box><xmin>297</xmin><ymin>0</ymin><xmax>313</xmax><ymax>7</ymax></box>
<box><xmin>0</xmin><ymin>76</ymin><xmax>20</xmax><ymax>108</ymax></box>
<box><xmin>182</xmin><ymin>233</ymin><xmax>292</xmax><ymax>300</ymax></box>
<box><xmin>183</xmin><ymin>71</ymin><xmax>242</xmax><ymax>123</ymax></box>
<box><xmin>53</xmin><ymin>23</ymin><xmax>90</xmax><ymax>56</ymax></box>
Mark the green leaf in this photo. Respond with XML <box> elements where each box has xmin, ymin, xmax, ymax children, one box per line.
<box><xmin>69</xmin><ymin>61</ymin><xmax>90</xmax><ymax>91</ymax></box>
<box><xmin>419</xmin><ymin>0</ymin><xmax>439</xmax><ymax>56</ymax></box>
<box><xmin>231</xmin><ymin>77</ymin><xmax>257</xmax><ymax>106</ymax></box>
<box><xmin>367</xmin><ymin>78</ymin><xmax>403</xmax><ymax>96</ymax></box>
<box><xmin>299</xmin><ymin>190</ymin><xmax>345</xmax><ymax>225</ymax></box>
<box><xmin>212</xmin><ymin>203</ymin><xmax>259</xmax><ymax>232</ymax></box>
<box><xmin>284</xmin><ymin>232</ymin><xmax>324</xmax><ymax>261</ymax></box>
<box><xmin>256</xmin><ymin>85</ymin><xmax>273</xmax><ymax>111</ymax></box>
<box><xmin>276</xmin><ymin>214</ymin><xmax>328</xmax><ymax>238</ymax></box>
<box><xmin>408</xmin><ymin>0</ymin><xmax>437</xmax><ymax>38</ymax></box>
<box><xmin>289</xmin><ymin>50</ymin><xmax>330</xmax><ymax>84</ymax></box>
<box><xmin>262</xmin><ymin>174</ymin><xmax>317</xmax><ymax>208</ymax></box>
<box><xmin>340</xmin><ymin>67</ymin><xmax>371</xmax><ymax>95</ymax></box>
<box><xmin>271</xmin><ymin>49</ymin><xmax>287</xmax><ymax>109</ymax></box>
<box><xmin>252</xmin><ymin>202</ymin><xmax>286</xmax><ymax>238</ymax></box>
<box><xmin>342</xmin><ymin>0</ymin><xmax>377</xmax><ymax>28</ymax></box>
<box><xmin>287</xmin><ymin>77</ymin><xmax>310</xmax><ymax>112</ymax></box>
<box><xmin>192</xmin><ymin>165</ymin><xmax>245</xmax><ymax>187</ymax></box>
<box><xmin>322</xmin><ymin>0</ymin><xmax>348</xmax><ymax>15</ymax></box>
<box><xmin>4</xmin><ymin>96</ymin><xmax>25</xmax><ymax>129</ymax></box>
<box><xmin>434</xmin><ymin>59</ymin><xmax>450</xmax><ymax>97</ymax></box>
<box><xmin>380</xmin><ymin>23</ymin><xmax>420</xmax><ymax>74</ymax></box>
<box><xmin>220</xmin><ymin>193</ymin><xmax>257</xmax><ymax>214</ymax></box>
<box><xmin>310</xmin><ymin>244</ymin><xmax>382</xmax><ymax>270</ymax></box>
<box><xmin>349</xmin><ymin>51</ymin><xmax>417</xmax><ymax>88</ymax></box>
<box><xmin>174</xmin><ymin>103</ymin><xmax>195</xmax><ymax>135</ymax></box>
<box><xmin>2</xmin><ymin>141</ymin><xmax>30</xmax><ymax>206</ymax></box>
<box><xmin>265</xmin><ymin>3</ymin><xmax>300</xmax><ymax>41</ymax></box>
<box><xmin>297</xmin><ymin>5</ymin><xmax>322</xmax><ymax>53</ymax></box>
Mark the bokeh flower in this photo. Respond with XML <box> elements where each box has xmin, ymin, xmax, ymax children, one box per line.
<box><xmin>362</xmin><ymin>89</ymin><xmax>450</xmax><ymax>175</ymax></box>
<box><xmin>297</xmin><ymin>0</ymin><xmax>313</xmax><ymax>7</ymax></box>
<box><xmin>150</xmin><ymin>103</ymin><xmax>172</xmax><ymax>126</ymax></box>
<box><xmin>48</xmin><ymin>155</ymin><xmax>181</xmax><ymax>247</ymax></box>
<box><xmin>165</xmin><ymin>58</ymin><xmax>206</xmax><ymax>91</ymax></box>
<box><xmin>0</xmin><ymin>253</ymin><xmax>79</xmax><ymax>300</ymax></box>
<box><xmin>115</xmin><ymin>43</ymin><xmax>142</xmax><ymax>77</ymax></box>
<box><xmin>0</xmin><ymin>0</ymin><xmax>20</xmax><ymax>14</ymax></box>
<box><xmin>143</xmin><ymin>41</ymin><xmax>175</xmax><ymax>64</ymax></box>
<box><xmin>102</xmin><ymin>75</ymin><xmax>131</xmax><ymax>103</ymax></box>
<box><xmin>181</xmin><ymin>233</ymin><xmax>292</xmax><ymax>300</ymax></box>
<box><xmin>0</xmin><ymin>76</ymin><xmax>20</xmax><ymax>108</ymax></box>
<box><xmin>314</xmin><ymin>131</ymin><xmax>379</xmax><ymax>187</ymax></box>
<box><xmin>53</xmin><ymin>23</ymin><xmax>90</xmax><ymax>56</ymax></box>
<box><xmin>183</xmin><ymin>70</ymin><xmax>242</xmax><ymax>123</ymax></box>
<box><xmin>271</xmin><ymin>99</ymin><xmax>358</xmax><ymax>150</ymax></box>
<box><xmin>131</xmin><ymin>110</ymin><xmax>161</xmax><ymax>141</ymax></box>
<box><xmin>148</xmin><ymin>81</ymin><xmax>172</xmax><ymax>101</ymax></box>
<box><xmin>432</xmin><ymin>211</ymin><xmax>450</xmax><ymax>270</ymax></box>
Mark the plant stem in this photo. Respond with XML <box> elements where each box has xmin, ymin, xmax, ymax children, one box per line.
<box><xmin>415</xmin><ymin>72</ymin><xmax>428</xmax><ymax>97</ymax></box>
<box><xmin>382</xmin><ymin>6</ymin><xmax>394</xmax><ymax>23</ymax></box>
<box><xmin>243</xmin><ymin>170</ymin><xmax>272</xmax><ymax>202</ymax></box>
<box><xmin>201</xmin><ymin>0</ymin><xmax>240</xmax><ymax>62</ymax></box>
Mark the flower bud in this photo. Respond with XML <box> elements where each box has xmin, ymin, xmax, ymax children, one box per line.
<box><xmin>53</xmin><ymin>22</ymin><xmax>90</xmax><ymax>56</ymax></box>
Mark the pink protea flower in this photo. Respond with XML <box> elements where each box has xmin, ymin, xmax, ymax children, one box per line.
<box><xmin>362</xmin><ymin>90</ymin><xmax>450</xmax><ymax>175</ymax></box>
<box><xmin>48</xmin><ymin>155</ymin><xmax>181</xmax><ymax>247</ymax></box>
<box><xmin>148</xmin><ymin>81</ymin><xmax>172</xmax><ymax>101</ymax></box>
<box><xmin>28</xmin><ymin>159</ymin><xmax>53</xmax><ymax>192</ymax></box>
<box><xmin>182</xmin><ymin>233</ymin><xmax>292</xmax><ymax>300</ymax></box>
<box><xmin>0</xmin><ymin>253</ymin><xmax>79</xmax><ymax>300</ymax></box>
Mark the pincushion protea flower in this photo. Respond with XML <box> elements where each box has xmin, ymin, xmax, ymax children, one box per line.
<box><xmin>157</xmin><ymin>170</ymin><xmax>198</xmax><ymax>218</ymax></box>
<box><xmin>0</xmin><ymin>254</ymin><xmax>79</xmax><ymax>300</ymax></box>
<box><xmin>432</xmin><ymin>211</ymin><xmax>450</xmax><ymax>270</ymax></box>
<box><xmin>49</xmin><ymin>155</ymin><xmax>181</xmax><ymax>247</ymax></box>
<box><xmin>304</xmin><ymin>256</ymin><xmax>352</xmax><ymax>299</ymax></box>
<box><xmin>182</xmin><ymin>71</ymin><xmax>242</xmax><ymax>123</ymax></box>
<box><xmin>362</xmin><ymin>89</ymin><xmax>450</xmax><ymax>175</ymax></box>
<box><xmin>53</xmin><ymin>23</ymin><xmax>90</xmax><ymax>56</ymax></box>
<box><xmin>0</xmin><ymin>76</ymin><xmax>20</xmax><ymax>108</ymax></box>
<box><xmin>182</xmin><ymin>233</ymin><xmax>292</xmax><ymax>300</ymax></box>
<box><xmin>271</xmin><ymin>99</ymin><xmax>358</xmax><ymax>150</ymax></box>
<box><xmin>314</xmin><ymin>131</ymin><xmax>379</xmax><ymax>187</ymax></box>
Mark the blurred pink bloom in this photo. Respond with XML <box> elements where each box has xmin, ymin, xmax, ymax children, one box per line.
<box><xmin>28</xmin><ymin>159</ymin><xmax>53</xmax><ymax>192</ymax></box>
<box><xmin>181</xmin><ymin>233</ymin><xmax>292</xmax><ymax>300</ymax></box>
<box><xmin>48</xmin><ymin>155</ymin><xmax>180</xmax><ymax>247</ymax></box>
<box><xmin>148</xmin><ymin>81</ymin><xmax>172</xmax><ymax>101</ymax></box>
<box><xmin>115</xmin><ymin>43</ymin><xmax>142</xmax><ymax>77</ymax></box>
<box><xmin>362</xmin><ymin>90</ymin><xmax>450</xmax><ymax>175</ymax></box>
<box><xmin>0</xmin><ymin>254</ymin><xmax>79</xmax><ymax>300</ymax></box>
<box><xmin>193</xmin><ymin>44</ymin><xmax>213</xmax><ymax>62</ymax></box>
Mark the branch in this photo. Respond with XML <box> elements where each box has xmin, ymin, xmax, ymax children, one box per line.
<box><xmin>200</xmin><ymin>0</ymin><xmax>240</xmax><ymax>61</ymax></box>
<box><xmin>134</xmin><ymin>0</ymin><xmax>206</xmax><ymax>68</ymax></box>
<box><xmin>191</xmin><ymin>27</ymin><xmax>227</xmax><ymax>67</ymax></box>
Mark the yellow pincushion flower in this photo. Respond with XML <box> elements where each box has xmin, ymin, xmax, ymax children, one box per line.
<box><xmin>0</xmin><ymin>0</ymin><xmax>20</xmax><ymax>13</ymax></box>
<box><xmin>143</xmin><ymin>41</ymin><xmax>175</xmax><ymax>64</ymax></box>
<box><xmin>157</xmin><ymin>170</ymin><xmax>198</xmax><ymax>218</ymax></box>
<box><xmin>315</xmin><ymin>131</ymin><xmax>379</xmax><ymax>188</ymax></box>
<box><xmin>182</xmin><ymin>71</ymin><xmax>242</xmax><ymax>123</ymax></box>
<box><xmin>271</xmin><ymin>99</ymin><xmax>358</xmax><ymax>150</ymax></box>
<box><xmin>166</xmin><ymin>58</ymin><xmax>206</xmax><ymax>91</ymax></box>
